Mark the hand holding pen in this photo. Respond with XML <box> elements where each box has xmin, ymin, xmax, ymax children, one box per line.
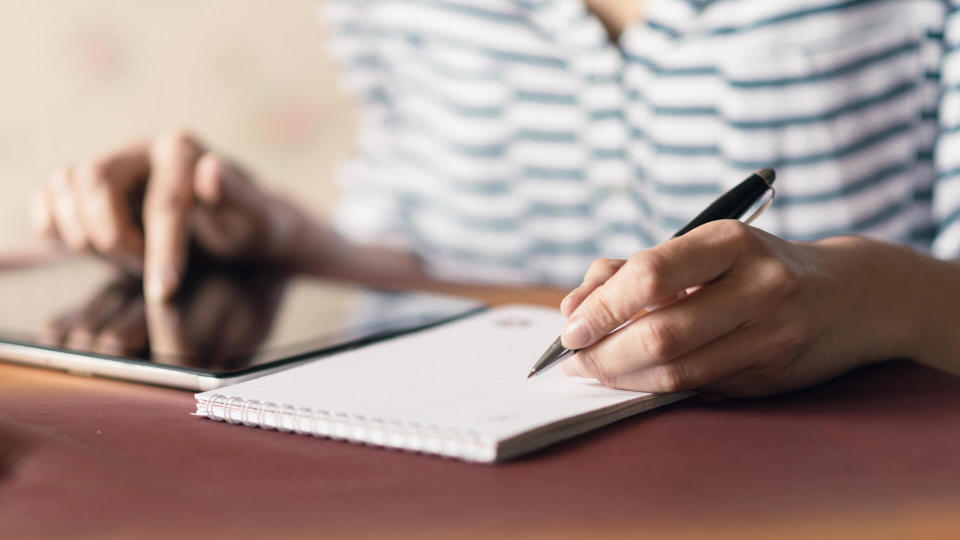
<box><xmin>531</xmin><ymin>168</ymin><xmax>892</xmax><ymax>397</ymax></box>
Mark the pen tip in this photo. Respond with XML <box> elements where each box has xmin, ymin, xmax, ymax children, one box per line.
<box><xmin>526</xmin><ymin>370</ymin><xmax>536</xmax><ymax>380</ymax></box>
<box><xmin>755</xmin><ymin>168</ymin><xmax>776</xmax><ymax>186</ymax></box>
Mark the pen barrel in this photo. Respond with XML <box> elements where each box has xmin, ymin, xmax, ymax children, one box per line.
<box><xmin>672</xmin><ymin>171</ymin><xmax>774</xmax><ymax>238</ymax></box>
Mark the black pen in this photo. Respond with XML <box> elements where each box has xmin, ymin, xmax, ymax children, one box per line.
<box><xmin>527</xmin><ymin>168</ymin><xmax>776</xmax><ymax>379</ymax></box>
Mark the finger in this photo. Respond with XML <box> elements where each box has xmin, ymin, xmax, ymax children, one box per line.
<box><xmin>143</xmin><ymin>131</ymin><xmax>204</xmax><ymax>302</ymax></box>
<box><xmin>31</xmin><ymin>186</ymin><xmax>57</xmax><ymax>240</ymax></box>
<box><xmin>47</xmin><ymin>169</ymin><xmax>89</xmax><ymax>252</ymax></box>
<box><xmin>568</xmin><ymin>273</ymin><xmax>754</xmax><ymax>380</ymax></box>
<box><xmin>193</xmin><ymin>153</ymin><xmax>232</xmax><ymax>206</ymax></box>
<box><xmin>89</xmin><ymin>141</ymin><xmax>152</xmax><ymax>191</ymax></box>
<box><xmin>560</xmin><ymin>357</ymin><xmax>581</xmax><ymax>377</ymax></box>
<box><xmin>84</xmin><ymin>191</ymin><xmax>146</xmax><ymax>274</ymax></box>
<box><xmin>93</xmin><ymin>298</ymin><xmax>147</xmax><ymax>356</ymax></box>
<box><xmin>561</xmin><ymin>221</ymin><xmax>749</xmax><ymax>350</ymax></box>
<box><xmin>191</xmin><ymin>154</ymin><xmax>262</xmax><ymax>257</ymax></box>
<box><xmin>145</xmin><ymin>301</ymin><xmax>191</xmax><ymax>365</ymax></box>
<box><xmin>586</xmin><ymin>325</ymin><xmax>770</xmax><ymax>393</ymax></box>
<box><xmin>73</xmin><ymin>146</ymin><xmax>151</xmax><ymax>274</ymax></box>
<box><xmin>194</xmin><ymin>153</ymin><xmax>299</xmax><ymax>261</ymax></box>
<box><xmin>561</xmin><ymin>258</ymin><xmax>626</xmax><ymax>317</ymax></box>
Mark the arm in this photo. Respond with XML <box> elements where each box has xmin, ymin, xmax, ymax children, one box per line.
<box><xmin>32</xmin><ymin>130</ymin><xmax>565</xmax><ymax>307</ymax></box>
<box><xmin>277</xmin><ymin>215</ymin><xmax>566</xmax><ymax>305</ymax></box>
<box><xmin>557</xmin><ymin>221</ymin><xmax>960</xmax><ymax>397</ymax></box>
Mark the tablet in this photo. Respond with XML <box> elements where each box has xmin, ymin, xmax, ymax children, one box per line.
<box><xmin>0</xmin><ymin>257</ymin><xmax>484</xmax><ymax>390</ymax></box>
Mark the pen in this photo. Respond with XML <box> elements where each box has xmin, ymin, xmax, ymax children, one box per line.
<box><xmin>527</xmin><ymin>168</ymin><xmax>776</xmax><ymax>379</ymax></box>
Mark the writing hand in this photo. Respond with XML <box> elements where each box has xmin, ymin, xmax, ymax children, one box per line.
<box><xmin>558</xmin><ymin>221</ymin><xmax>897</xmax><ymax>397</ymax></box>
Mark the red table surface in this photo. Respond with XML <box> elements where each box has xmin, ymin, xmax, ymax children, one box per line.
<box><xmin>1</xmin><ymin>356</ymin><xmax>959</xmax><ymax>539</ymax></box>
<box><xmin>0</xmin><ymin>252</ymin><xmax>958</xmax><ymax>538</ymax></box>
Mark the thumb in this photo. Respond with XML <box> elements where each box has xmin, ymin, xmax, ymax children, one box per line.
<box><xmin>194</xmin><ymin>153</ymin><xmax>259</xmax><ymax>208</ymax></box>
<box><xmin>192</xmin><ymin>154</ymin><xmax>272</xmax><ymax>258</ymax></box>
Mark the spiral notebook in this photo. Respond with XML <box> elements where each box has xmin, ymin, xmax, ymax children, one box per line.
<box><xmin>195</xmin><ymin>305</ymin><xmax>689</xmax><ymax>462</ymax></box>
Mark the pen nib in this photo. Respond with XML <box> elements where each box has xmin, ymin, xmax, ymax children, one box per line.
<box><xmin>526</xmin><ymin>336</ymin><xmax>569</xmax><ymax>380</ymax></box>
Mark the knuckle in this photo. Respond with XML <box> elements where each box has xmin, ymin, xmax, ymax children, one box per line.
<box><xmin>63</xmin><ymin>232</ymin><xmax>89</xmax><ymax>252</ymax></box>
<box><xmin>152</xmin><ymin>128</ymin><xmax>201</xmax><ymax>159</ymax></box>
<box><xmin>714</xmin><ymin>219</ymin><xmax>751</xmax><ymax>243</ymax></box>
<box><xmin>714</xmin><ymin>220</ymin><xmax>760</xmax><ymax>254</ymax></box>
<box><xmin>587</xmin><ymin>257</ymin><xmax>612</xmax><ymax>276</ymax></box>
<box><xmin>145</xmin><ymin>190</ymin><xmax>191</xmax><ymax>218</ymax></box>
<box><xmin>146</xmin><ymin>174</ymin><xmax>194</xmax><ymax>211</ymax></box>
<box><xmin>584</xmin><ymin>257</ymin><xmax>622</xmax><ymax>284</ymax></box>
<box><xmin>603</xmin><ymin>257</ymin><xmax>622</xmax><ymax>272</ymax></box>
<box><xmin>651</xmin><ymin>364</ymin><xmax>690</xmax><ymax>393</ymax></box>
<box><xmin>626</xmin><ymin>252</ymin><xmax>667</xmax><ymax>300</ymax></box>
<box><xmin>758</xmin><ymin>259</ymin><xmax>800</xmax><ymax>299</ymax></box>
<box><xmin>591</xmin><ymin>291</ymin><xmax>626</xmax><ymax>325</ymax></box>
<box><xmin>776</xmin><ymin>319</ymin><xmax>809</xmax><ymax>353</ymax></box>
<box><xmin>198</xmin><ymin>152</ymin><xmax>223</xmax><ymax>172</ymax></box>
<box><xmin>74</xmin><ymin>161</ymin><xmax>109</xmax><ymax>190</ymax></box>
<box><xmin>636</xmin><ymin>318</ymin><xmax>679</xmax><ymax>362</ymax></box>
<box><xmin>582</xmin><ymin>350</ymin><xmax>616</xmax><ymax>387</ymax></box>
<box><xmin>91</xmin><ymin>226</ymin><xmax>122</xmax><ymax>253</ymax></box>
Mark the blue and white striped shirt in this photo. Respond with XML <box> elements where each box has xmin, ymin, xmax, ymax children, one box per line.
<box><xmin>323</xmin><ymin>0</ymin><xmax>960</xmax><ymax>287</ymax></box>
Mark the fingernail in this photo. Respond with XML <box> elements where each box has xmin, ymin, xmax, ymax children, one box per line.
<box><xmin>146</xmin><ymin>266</ymin><xmax>177</xmax><ymax>302</ymax></box>
<box><xmin>561</xmin><ymin>318</ymin><xmax>591</xmax><ymax>350</ymax></box>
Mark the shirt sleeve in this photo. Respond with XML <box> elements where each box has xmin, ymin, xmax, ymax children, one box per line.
<box><xmin>933</xmin><ymin>2</ymin><xmax>960</xmax><ymax>259</ymax></box>
<box><xmin>320</xmin><ymin>0</ymin><xmax>414</xmax><ymax>251</ymax></box>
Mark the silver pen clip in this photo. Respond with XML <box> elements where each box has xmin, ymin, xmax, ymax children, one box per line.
<box><xmin>741</xmin><ymin>185</ymin><xmax>776</xmax><ymax>226</ymax></box>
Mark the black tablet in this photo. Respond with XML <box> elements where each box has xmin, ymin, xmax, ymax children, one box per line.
<box><xmin>0</xmin><ymin>257</ymin><xmax>484</xmax><ymax>390</ymax></box>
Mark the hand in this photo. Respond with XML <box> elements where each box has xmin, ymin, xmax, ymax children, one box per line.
<box><xmin>31</xmin><ymin>131</ymin><xmax>308</xmax><ymax>302</ymax></box>
<box><xmin>41</xmin><ymin>266</ymin><xmax>285</xmax><ymax>369</ymax></box>
<box><xmin>558</xmin><ymin>221</ymin><xmax>909</xmax><ymax>397</ymax></box>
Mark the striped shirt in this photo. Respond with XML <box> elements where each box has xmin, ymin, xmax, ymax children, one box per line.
<box><xmin>323</xmin><ymin>0</ymin><xmax>960</xmax><ymax>287</ymax></box>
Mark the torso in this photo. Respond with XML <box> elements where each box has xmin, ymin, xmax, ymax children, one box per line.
<box><xmin>326</xmin><ymin>0</ymin><xmax>952</xmax><ymax>285</ymax></box>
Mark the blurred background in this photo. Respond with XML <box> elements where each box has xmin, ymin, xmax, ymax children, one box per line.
<box><xmin>0</xmin><ymin>0</ymin><xmax>352</xmax><ymax>251</ymax></box>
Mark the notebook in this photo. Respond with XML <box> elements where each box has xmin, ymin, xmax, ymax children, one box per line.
<box><xmin>194</xmin><ymin>305</ymin><xmax>690</xmax><ymax>462</ymax></box>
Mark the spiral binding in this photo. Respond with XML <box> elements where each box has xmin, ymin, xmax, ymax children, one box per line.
<box><xmin>197</xmin><ymin>394</ymin><xmax>495</xmax><ymax>462</ymax></box>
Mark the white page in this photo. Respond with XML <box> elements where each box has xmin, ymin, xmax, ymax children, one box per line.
<box><xmin>196</xmin><ymin>305</ymin><xmax>666</xmax><ymax>460</ymax></box>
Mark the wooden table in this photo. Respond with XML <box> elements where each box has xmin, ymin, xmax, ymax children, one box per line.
<box><xmin>1</xmin><ymin>262</ymin><xmax>959</xmax><ymax>538</ymax></box>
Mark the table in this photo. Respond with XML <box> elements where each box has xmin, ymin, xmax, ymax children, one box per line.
<box><xmin>1</xmin><ymin>267</ymin><xmax>959</xmax><ymax>538</ymax></box>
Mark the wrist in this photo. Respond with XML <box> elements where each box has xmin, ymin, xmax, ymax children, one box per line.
<box><xmin>259</xmin><ymin>196</ymin><xmax>338</xmax><ymax>273</ymax></box>
<box><xmin>811</xmin><ymin>235</ymin><xmax>939</xmax><ymax>366</ymax></box>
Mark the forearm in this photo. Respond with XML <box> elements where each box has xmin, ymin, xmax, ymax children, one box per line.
<box><xmin>815</xmin><ymin>235</ymin><xmax>960</xmax><ymax>375</ymax></box>
<box><xmin>900</xmin><ymin>250</ymin><xmax>960</xmax><ymax>374</ymax></box>
<box><xmin>272</xmin><ymin>204</ymin><xmax>566</xmax><ymax>306</ymax></box>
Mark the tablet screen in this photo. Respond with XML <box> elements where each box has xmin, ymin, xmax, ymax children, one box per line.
<box><xmin>0</xmin><ymin>257</ymin><xmax>484</xmax><ymax>376</ymax></box>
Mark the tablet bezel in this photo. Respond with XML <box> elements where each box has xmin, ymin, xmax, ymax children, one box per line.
<box><xmin>0</xmin><ymin>304</ymin><xmax>486</xmax><ymax>391</ymax></box>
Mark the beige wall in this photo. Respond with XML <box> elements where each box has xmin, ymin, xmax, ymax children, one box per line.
<box><xmin>0</xmin><ymin>0</ymin><xmax>353</xmax><ymax>250</ymax></box>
